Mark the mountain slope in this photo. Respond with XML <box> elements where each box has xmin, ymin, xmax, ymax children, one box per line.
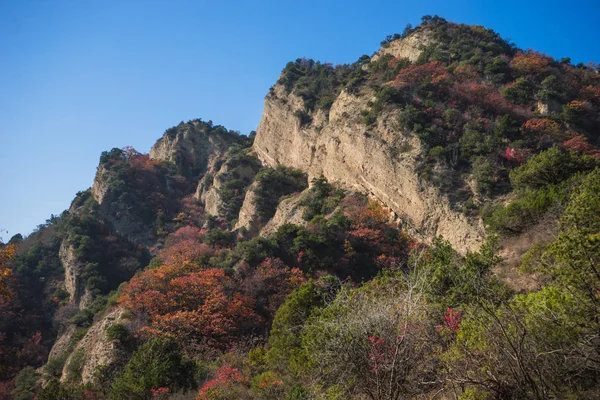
<box><xmin>1</xmin><ymin>15</ymin><xmax>600</xmax><ymax>400</ymax></box>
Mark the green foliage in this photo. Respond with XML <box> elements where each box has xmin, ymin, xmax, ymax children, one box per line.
<box><xmin>278</xmin><ymin>58</ymin><xmax>363</xmax><ymax>113</ymax></box>
<box><xmin>471</xmin><ymin>156</ymin><xmax>496</xmax><ymax>195</ymax></box>
<box><xmin>251</xmin><ymin>371</ymin><xmax>285</xmax><ymax>399</ymax></box>
<box><xmin>267</xmin><ymin>280</ymin><xmax>326</xmax><ymax>372</ymax></box>
<box><xmin>13</xmin><ymin>367</ymin><xmax>39</xmax><ymax>400</ymax></box>
<box><xmin>300</xmin><ymin>176</ymin><xmax>345</xmax><ymax>221</ymax></box>
<box><xmin>37</xmin><ymin>379</ymin><xmax>96</xmax><ymax>400</ymax></box>
<box><xmin>68</xmin><ymin>309</ymin><xmax>93</xmax><ymax>327</ymax></box>
<box><xmin>286</xmin><ymin>384</ymin><xmax>310</xmax><ymax>400</ymax></box>
<box><xmin>44</xmin><ymin>353</ymin><xmax>69</xmax><ymax>379</ymax></box>
<box><xmin>110</xmin><ymin>339</ymin><xmax>196</xmax><ymax>399</ymax></box>
<box><xmin>66</xmin><ymin>348</ymin><xmax>86</xmax><ymax>382</ymax></box>
<box><xmin>254</xmin><ymin>166</ymin><xmax>308</xmax><ymax>220</ymax></box>
<box><xmin>486</xmin><ymin>147</ymin><xmax>599</xmax><ymax>234</ymax></box>
<box><xmin>541</xmin><ymin>168</ymin><xmax>600</xmax><ymax>316</ymax></box>
<box><xmin>501</xmin><ymin>77</ymin><xmax>535</xmax><ymax>104</ymax></box>
<box><xmin>106</xmin><ymin>323</ymin><xmax>129</xmax><ymax>342</ymax></box>
<box><xmin>300</xmin><ymin>273</ymin><xmax>438</xmax><ymax>399</ymax></box>
<box><xmin>216</xmin><ymin>146</ymin><xmax>261</xmax><ymax>222</ymax></box>
<box><xmin>510</xmin><ymin>146</ymin><xmax>598</xmax><ymax>192</ymax></box>
<box><xmin>417</xmin><ymin>19</ymin><xmax>514</xmax><ymax>70</ymax></box>
<box><xmin>412</xmin><ymin>236</ymin><xmax>504</xmax><ymax>307</ymax></box>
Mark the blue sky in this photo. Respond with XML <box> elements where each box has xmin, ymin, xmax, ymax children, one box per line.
<box><xmin>1</xmin><ymin>0</ymin><xmax>599</xmax><ymax>239</ymax></box>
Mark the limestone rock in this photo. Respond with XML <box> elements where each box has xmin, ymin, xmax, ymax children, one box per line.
<box><xmin>371</xmin><ymin>30</ymin><xmax>432</xmax><ymax>63</ymax></box>
<box><xmin>234</xmin><ymin>181</ymin><xmax>262</xmax><ymax>236</ymax></box>
<box><xmin>150</xmin><ymin>120</ymin><xmax>241</xmax><ymax>178</ymax></box>
<box><xmin>60</xmin><ymin>307</ymin><xmax>130</xmax><ymax>385</ymax></box>
<box><xmin>260</xmin><ymin>192</ymin><xmax>307</xmax><ymax>237</ymax></box>
<box><xmin>253</xmin><ymin>84</ymin><xmax>485</xmax><ymax>253</ymax></box>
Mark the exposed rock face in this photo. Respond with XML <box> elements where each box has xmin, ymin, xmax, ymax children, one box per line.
<box><xmin>60</xmin><ymin>307</ymin><xmax>129</xmax><ymax>385</ymax></box>
<box><xmin>149</xmin><ymin>120</ymin><xmax>241</xmax><ymax>177</ymax></box>
<box><xmin>48</xmin><ymin>326</ymin><xmax>76</xmax><ymax>361</ymax></box>
<box><xmin>259</xmin><ymin>192</ymin><xmax>307</xmax><ymax>237</ymax></box>
<box><xmin>535</xmin><ymin>98</ymin><xmax>563</xmax><ymax>115</ymax></box>
<box><xmin>234</xmin><ymin>181</ymin><xmax>262</xmax><ymax>235</ymax></box>
<box><xmin>195</xmin><ymin>158</ymin><xmax>259</xmax><ymax>216</ymax></box>
<box><xmin>253</xmin><ymin>84</ymin><xmax>485</xmax><ymax>253</ymax></box>
<box><xmin>59</xmin><ymin>242</ymin><xmax>92</xmax><ymax>309</ymax></box>
<box><xmin>371</xmin><ymin>31</ymin><xmax>432</xmax><ymax>63</ymax></box>
<box><xmin>91</xmin><ymin>164</ymin><xmax>111</xmax><ymax>205</ymax></box>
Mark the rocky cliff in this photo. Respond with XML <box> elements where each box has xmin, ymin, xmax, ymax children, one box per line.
<box><xmin>149</xmin><ymin>119</ymin><xmax>242</xmax><ymax>178</ymax></box>
<box><xmin>254</xmin><ymin>75</ymin><xmax>485</xmax><ymax>253</ymax></box>
<box><xmin>60</xmin><ymin>307</ymin><xmax>130</xmax><ymax>385</ymax></box>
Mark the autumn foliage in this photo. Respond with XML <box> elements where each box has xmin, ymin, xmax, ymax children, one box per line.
<box><xmin>0</xmin><ymin>244</ymin><xmax>15</xmax><ymax>298</ymax></box>
<box><xmin>119</xmin><ymin>266</ymin><xmax>258</xmax><ymax>352</ymax></box>
<box><xmin>510</xmin><ymin>50</ymin><xmax>552</xmax><ymax>75</ymax></box>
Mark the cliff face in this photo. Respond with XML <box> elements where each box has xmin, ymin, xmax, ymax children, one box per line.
<box><xmin>371</xmin><ymin>30</ymin><xmax>432</xmax><ymax>63</ymax></box>
<box><xmin>149</xmin><ymin>120</ymin><xmax>242</xmax><ymax>177</ymax></box>
<box><xmin>59</xmin><ymin>242</ymin><xmax>93</xmax><ymax>309</ymax></box>
<box><xmin>253</xmin><ymin>83</ymin><xmax>485</xmax><ymax>253</ymax></box>
<box><xmin>60</xmin><ymin>307</ymin><xmax>130</xmax><ymax>385</ymax></box>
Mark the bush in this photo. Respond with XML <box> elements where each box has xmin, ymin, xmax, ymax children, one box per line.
<box><xmin>254</xmin><ymin>166</ymin><xmax>308</xmax><ymax>220</ymax></box>
<box><xmin>13</xmin><ymin>367</ymin><xmax>38</xmax><ymax>400</ymax></box>
<box><xmin>65</xmin><ymin>348</ymin><xmax>85</xmax><ymax>382</ymax></box>
<box><xmin>106</xmin><ymin>323</ymin><xmax>129</xmax><ymax>342</ymax></box>
<box><xmin>510</xmin><ymin>146</ymin><xmax>597</xmax><ymax>192</ymax></box>
<box><xmin>110</xmin><ymin>339</ymin><xmax>196</xmax><ymax>399</ymax></box>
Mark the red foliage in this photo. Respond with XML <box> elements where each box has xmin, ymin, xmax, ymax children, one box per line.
<box><xmin>238</xmin><ymin>258</ymin><xmax>305</xmax><ymax>320</ymax></box>
<box><xmin>175</xmin><ymin>195</ymin><xmax>205</xmax><ymax>227</ymax></box>
<box><xmin>393</xmin><ymin>61</ymin><xmax>451</xmax><ymax>89</ymax></box>
<box><xmin>504</xmin><ymin>146</ymin><xmax>528</xmax><ymax>164</ymax></box>
<box><xmin>579</xmin><ymin>85</ymin><xmax>600</xmax><ymax>103</ymax></box>
<box><xmin>150</xmin><ymin>387</ymin><xmax>170</xmax><ymax>399</ymax></box>
<box><xmin>119</xmin><ymin>266</ymin><xmax>260</xmax><ymax>352</ymax></box>
<box><xmin>159</xmin><ymin>226</ymin><xmax>213</xmax><ymax>265</ymax></box>
<box><xmin>197</xmin><ymin>363</ymin><xmax>246</xmax><ymax>400</ymax></box>
<box><xmin>452</xmin><ymin>80</ymin><xmax>520</xmax><ymax>115</ymax></box>
<box><xmin>563</xmin><ymin>135</ymin><xmax>600</xmax><ymax>158</ymax></box>
<box><xmin>122</xmin><ymin>146</ymin><xmax>158</xmax><ymax>172</ymax></box>
<box><xmin>444</xmin><ymin>308</ymin><xmax>462</xmax><ymax>332</ymax></box>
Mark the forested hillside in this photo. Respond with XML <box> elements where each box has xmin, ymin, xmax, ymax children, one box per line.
<box><xmin>1</xmin><ymin>15</ymin><xmax>599</xmax><ymax>400</ymax></box>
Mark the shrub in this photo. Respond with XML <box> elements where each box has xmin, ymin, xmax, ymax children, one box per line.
<box><xmin>106</xmin><ymin>323</ymin><xmax>129</xmax><ymax>342</ymax></box>
<box><xmin>110</xmin><ymin>339</ymin><xmax>196</xmax><ymax>399</ymax></box>
<box><xmin>510</xmin><ymin>146</ymin><xmax>597</xmax><ymax>191</ymax></box>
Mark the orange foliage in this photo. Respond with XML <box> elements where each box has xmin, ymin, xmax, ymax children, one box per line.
<box><xmin>0</xmin><ymin>244</ymin><xmax>16</xmax><ymax>298</ymax></box>
<box><xmin>159</xmin><ymin>226</ymin><xmax>213</xmax><ymax>265</ymax></box>
<box><xmin>119</xmin><ymin>266</ymin><xmax>259</xmax><ymax>351</ymax></box>
<box><xmin>579</xmin><ymin>85</ymin><xmax>600</xmax><ymax>103</ymax></box>
<box><xmin>510</xmin><ymin>50</ymin><xmax>552</xmax><ymax>75</ymax></box>
<box><xmin>521</xmin><ymin>118</ymin><xmax>565</xmax><ymax>145</ymax></box>
<box><xmin>122</xmin><ymin>146</ymin><xmax>158</xmax><ymax>172</ymax></box>
<box><xmin>354</xmin><ymin>201</ymin><xmax>390</xmax><ymax>228</ymax></box>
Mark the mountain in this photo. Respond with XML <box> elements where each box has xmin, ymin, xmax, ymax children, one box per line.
<box><xmin>1</xmin><ymin>15</ymin><xmax>600</xmax><ymax>400</ymax></box>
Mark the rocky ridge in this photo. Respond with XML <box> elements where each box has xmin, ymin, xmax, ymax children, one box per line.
<box><xmin>253</xmin><ymin>80</ymin><xmax>485</xmax><ymax>253</ymax></box>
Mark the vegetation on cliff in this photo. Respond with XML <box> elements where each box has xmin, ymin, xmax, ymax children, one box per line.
<box><xmin>1</xmin><ymin>15</ymin><xmax>599</xmax><ymax>400</ymax></box>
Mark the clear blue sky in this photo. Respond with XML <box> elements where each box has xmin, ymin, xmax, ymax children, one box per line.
<box><xmin>1</xmin><ymin>0</ymin><xmax>599</xmax><ymax>239</ymax></box>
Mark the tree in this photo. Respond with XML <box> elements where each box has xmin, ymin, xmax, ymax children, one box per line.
<box><xmin>119</xmin><ymin>266</ymin><xmax>259</xmax><ymax>354</ymax></box>
<box><xmin>110</xmin><ymin>339</ymin><xmax>196</xmax><ymax>399</ymax></box>
<box><xmin>301</xmin><ymin>272</ymin><xmax>439</xmax><ymax>400</ymax></box>
<box><xmin>267</xmin><ymin>280</ymin><xmax>327</xmax><ymax>372</ymax></box>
